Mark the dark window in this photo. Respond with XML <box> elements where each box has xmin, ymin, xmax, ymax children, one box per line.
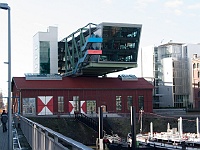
<box><xmin>58</xmin><ymin>96</ymin><xmax>64</xmax><ymax>113</ymax></box>
<box><xmin>40</xmin><ymin>41</ymin><xmax>50</xmax><ymax>74</ymax></box>
<box><xmin>127</xmin><ymin>96</ymin><xmax>133</xmax><ymax>110</ymax></box>
<box><xmin>138</xmin><ymin>96</ymin><xmax>144</xmax><ymax>109</ymax></box>
<box><xmin>193</xmin><ymin>63</ymin><xmax>196</xmax><ymax>69</ymax></box>
<box><xmin>73</xmin><ymin>96</ymin><xmax>79</xmax><ymax>112</ymax></box>
<box><xmin>100</xmin><ymin>25</ymin><xmax>141</xmax><ymax>63</ymax></box>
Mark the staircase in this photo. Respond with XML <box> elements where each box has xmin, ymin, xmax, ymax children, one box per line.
<box><xmin>74</xmin><ymin>112</ymin><xmax>113</xmax><ymax>135</ymax></box>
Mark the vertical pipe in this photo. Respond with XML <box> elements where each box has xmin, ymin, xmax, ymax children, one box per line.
<box><xmin>140</xmin><ymin>109</ymin><xmax>143</xmax><ymax>133</ymax></box>
<box><xmin>179</xmin><ymin>117</ymin><xmax>183</xmax><ymax>138</ymax></box>
<box><xmin>150</xmin><ymin>122</ymin><xmax>153</xmax><ymax>138</ymax></box>
<box><xmin>98</xmin><ymin>107</ymin><xmax>104</xmax><ymax>150</ymax></box>
<box><xmin>197</xmin><ymin>117</ymin><xmax>199</xmax><ymax>138</ymax></box>
<box><xmin>89</xmin><ymin>23</ymin><xmax>91</xmax><ymax>37</ymax></box>
<box><xmin>131</xmin><ymin>106</ymin><xmax>136</xmax><ymax>149</ymax></box>
<box><xmin>99</xmin><ymin>107</ymin><xmax>103</xmax><ymax>138</ymax></box>
<box><xmin>167</xmin><ymin>123</ymin><xmax>170</xmax><ymax>132</ymax></box>
<box><xmin>141</xmin><ymin>48</ymin><xmax>143</xmax><ymax>77</ymax></box>
<box><xmin>8</xmin><ymin>7</ymin><xmax>13</xmax><ymax>150</ymax></box>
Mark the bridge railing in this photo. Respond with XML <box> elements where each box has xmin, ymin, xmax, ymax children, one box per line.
<box><xmin>17</xmin><ymin>115</ymin><xmax>93</xmax><ymax>150</ymax></box>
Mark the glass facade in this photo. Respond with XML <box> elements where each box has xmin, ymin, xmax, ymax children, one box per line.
<box><xmin>40</xmin><ymin>41</ymin><xmax>50</xmax><ymax>74</ymax></box>
<box><xmin>58</xmin><ymin>42</ymin><xmax>65</xmax><ymax>74</ymax></box>
<box><xmin>98</xmin><ymin>25</ymin><xmax>141</xmax><ymax>62</ymax></box>
<box><xmin>63</xmin><ymin>23</ymin><xmax>141</xmax><ymax>76</ymax></box>
<box><xmin>157</xmin><ymin>44</ymin><xmax>190</xmax><ymax>108</ymax></box>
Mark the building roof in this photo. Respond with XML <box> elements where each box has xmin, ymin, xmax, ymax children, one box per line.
<box><xmin>12</xmin><ymin>77</ymin><xmax>154</xmax><ymax>90</ymax></box>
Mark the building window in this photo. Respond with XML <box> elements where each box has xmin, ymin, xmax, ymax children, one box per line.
<box><xmin>198</xmin><ymin>82</ymin><xmax>200</xmax><ymax>88</ymax></box>
<box><xmin>193</xmin><ymin>63</ymin><xmax>196</xmax><ymax>69</ymax></box>
<box><xmin>73</xmin><ymin>96</ymin><xmax>79</xmax><ymax>112</ymax></box>
<box><xmin>40</xmin><ymin>41</ymin><xmax>50</xmax><ymax>74</ymax></box>
<box><xmin>198</xmin><ymin>63</ymin><xmax>200</xmax><ymax>69</ymax></box>
<box><xmin>198</xmin><ymin>91</ymin><xmax>200</xmax><ymax>98</ymax></box>
<box><xmin>116</xmin><ymin>96</ymin><xmax>122</xmax><ymax>111</ymax></box>
<box><xmin>138</xmin><ymin>96</ymin><xmax>144</xmax><ymax>109</ymax></box>
<box><xmin>127</xmin><ymin>96</ymin><xmax>133</xmax><ymax>110</ymax></box>
<box><xmin>22</xmin><ymin>98</ymin><xmax>36</xmax><ymax>115</ymax></box>
<box><xmin>198</xmin><ymin>71</ymin><xmax>200</xmax><ymax>78</ymax></box>
<box><xmin>58</xmin><ymin>96</ymin><xmax>64</xmax><ymax>113</ymax></box>
<box><xmin>87</xmin><ymin>100</ymin><xmax>96</xmax><ymax>114</ymax></box>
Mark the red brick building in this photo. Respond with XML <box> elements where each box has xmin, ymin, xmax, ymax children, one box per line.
<box><xmin>12</xmin><ymin>76</ymin><xmax>154</xmax><ymax>116</ymax></box>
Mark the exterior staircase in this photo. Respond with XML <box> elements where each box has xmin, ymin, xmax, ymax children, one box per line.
<box><xmin>74</xmin><ymin>112</ymin><xmax>113</xmax><ymax>135</ymax></box>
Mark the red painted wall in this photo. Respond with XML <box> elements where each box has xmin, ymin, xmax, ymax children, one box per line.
<box><xmin>12</xmin><ymin>88</ymin><xmax>153</xmax><ymax>115</ymax></box>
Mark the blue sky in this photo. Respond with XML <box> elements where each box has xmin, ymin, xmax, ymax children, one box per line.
<box><xmin>0</xmin><ymin>0</ymin><xmax>200</xmax><ymax>97</ymax></box>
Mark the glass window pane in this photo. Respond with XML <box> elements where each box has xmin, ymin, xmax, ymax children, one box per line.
<box><xmin>87</xmin><ymin>100</ymin><xmax>96</xmax><ymax>114</ymax></box>
<box><xmin>116</xmin><ymin>96</ymin><xmax>122</xmax><ymax>111</ymax></box>
<box><xmin>138</xmin><ymin>96</ymin><xmax>144</xmax><ymax>109</ymax></box>
<box><xmin>73</xmin><ymin>96</ymin><xmax>79</xmax><ymax>112</ymax></box>
<box><xmin>58</xmin><ymin>96</ymin><xmax>64</xmax><ymax>113</ymax></box>
<box><xmin>40</xmin><ymin>41</ymin><xmax>50</xmax><ymax>74</ymax></box>
<box><xmin>23</xmin><ymin>98</ymin><xmax>36</xmax><ymax>115</ymax></box>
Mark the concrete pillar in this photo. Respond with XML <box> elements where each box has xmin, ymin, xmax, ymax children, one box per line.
<box><xmin>197</xmin><ymin>117</ymin><xmax>199</xmax><ymax>138</ymax></box>
<box><xmin>179</xmin><ymin>117</ymin><xmax>183</xmax><ymax>138</ymax></box>
<box><xmin>150</xmin><ymin>122</ymin><xmax>153</xmax><ymax>138</ymax></box>
<box><xmin>167</xmin><ymin>123</ymin><xmax>170</xmax><ymax>132</ymax></box>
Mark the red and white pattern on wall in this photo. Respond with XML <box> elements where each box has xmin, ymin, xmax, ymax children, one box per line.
<box><xmin>69</xmin><ymin>101</ymin><xmax>74</xmax><ymax>114</ymax></box>
<box><xmin>37</xmin><ymin>96</ymin><xmax>53</xmax><ymax>115</ymax></box>
<box><xmin>81</xmin><ymin>101</ymin><xmax>86</xmax><ymax>114</ymax></box>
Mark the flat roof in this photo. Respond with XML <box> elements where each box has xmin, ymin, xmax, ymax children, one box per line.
<box><xmin>12</xmin><ymin>76</ymin><xmax>154</xmax><ymax>90</ymax></box>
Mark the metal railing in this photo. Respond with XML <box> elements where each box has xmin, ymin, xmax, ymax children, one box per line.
<box><xmin>17</xmin><ymin>115</ymin><xmax>93</xmax><ymax>150</ymax></box>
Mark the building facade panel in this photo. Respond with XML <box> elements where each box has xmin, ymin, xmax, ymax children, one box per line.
<box><xmin>12</xmin><ymin>83</ymin><xmax>153</xmax><ymax>116</ymax></box>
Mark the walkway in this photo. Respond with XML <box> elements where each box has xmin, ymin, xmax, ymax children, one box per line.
<box><xmin>0</xmin><ymin>123</ymin><xmax>8</xmax><ymax>150</ymax></box>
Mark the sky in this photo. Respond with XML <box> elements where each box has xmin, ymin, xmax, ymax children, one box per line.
<box><xmin>0</xmin><ymin>0</ymin><xmax>200</xmax><ymax>97</ymax></box>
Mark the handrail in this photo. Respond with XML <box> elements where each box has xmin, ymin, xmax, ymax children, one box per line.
<box><xmin>18</xmin><ymin>115</ymin><xmax>93</xmax><ymax>150</ymax></box>
<box><xmin>61</xmin><ymin>23</ymin><xmax>97</xmax><ymax>42</ymax></box>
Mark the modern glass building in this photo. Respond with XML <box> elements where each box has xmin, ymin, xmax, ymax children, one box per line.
<box><xmin>141</xmin><ymin>43</ymin><xmax>191</xmax><ymax>108</ymax></box>
<box><xmin>60</xmin><ymin>22</ymin><xmax>142</xmax><ymax>76</ymax></box>
<box><xmin>158</xmin><ymin>43</ymin><xmax>189</xmax><ymax>108</ymax></box>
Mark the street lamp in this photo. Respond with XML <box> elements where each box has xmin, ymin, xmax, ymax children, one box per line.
<box><xmin>0</xmin><ymin>3</ymin><xmax>12</xmax><ymax>150</ymax></box>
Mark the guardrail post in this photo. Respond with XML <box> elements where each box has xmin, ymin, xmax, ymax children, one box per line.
<box><xmin>33</xmin><ymin>124</ymin><xmax>37</xmax><ymax>150</ymax></box>
<box><xmin>45</xmin><ymin>131</ymin><xmax>48</xmax><ymax>150</ymax></box>
<box><xmin>54</xmin><ymin>135</ymin><xmax>58</xmax><ymax>143</ymax></box>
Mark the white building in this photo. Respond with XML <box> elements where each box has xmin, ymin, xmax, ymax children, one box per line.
<box><xmin>141</xmin><ymin>42</ymin><xmax>197</xmax><ymax>108</ymax></box>
<box><xmin>33</xmin><ymin>26</ymin><xmax>58</xmax><ymax>74</ymax></box>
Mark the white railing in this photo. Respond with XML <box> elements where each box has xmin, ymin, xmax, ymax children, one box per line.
<box><xmin>18</xmin><ymin>115</ymin><xmax>93</xmax><ymax>150</ymax></box>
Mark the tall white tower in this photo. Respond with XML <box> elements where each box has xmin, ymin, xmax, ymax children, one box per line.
<box><xmin>33</xmin><ymin>26</ymin><xmax>58</xmax><ymax>74</ymax></box>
